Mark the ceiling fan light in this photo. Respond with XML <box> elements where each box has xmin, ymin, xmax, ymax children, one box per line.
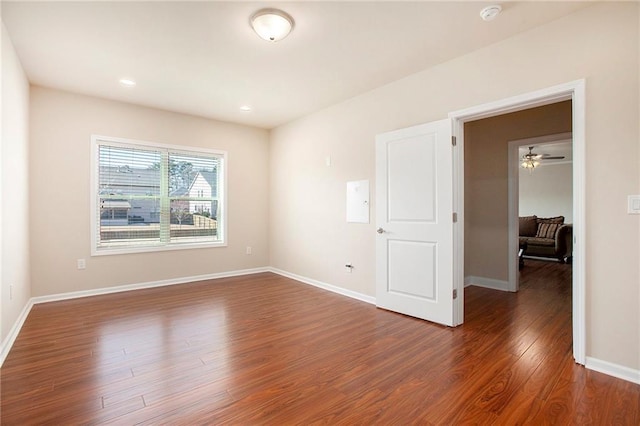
<box><xmin>521</xmin><ymin>159</ymin><xmax>540</xmax><ymax>170</ymax></box>
<box><xmin>251</xmin><ymin>9</ymin><xmax>294</xmax><ymax>42</ymax></box>
<box><xmin>522</xmin><ymin>146</ymin><xmax>543</xmax><ymax>171</ymax></box>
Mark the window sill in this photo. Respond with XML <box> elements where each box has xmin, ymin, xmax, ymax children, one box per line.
<box><xmin>91</xmin><ymin>240</ymin><xmax>227</xmax><ymax>256</ymax></box>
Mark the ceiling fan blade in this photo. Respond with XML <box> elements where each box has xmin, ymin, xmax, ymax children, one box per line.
<box><xmin>523</xmin><ymin>154</ymin><xmax>543</xmax><ymax>161</ymax></box>
<box><xmin>540</xmin><ymin>155</ymin><xmax>565</xmax><ymax>160</ymax></box>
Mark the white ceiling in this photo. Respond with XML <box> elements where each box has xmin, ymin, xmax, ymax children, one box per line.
<box><xmin>2</xmin><ymin>1</ymin><xmax>591</xmax><ymax>129</ymax></box>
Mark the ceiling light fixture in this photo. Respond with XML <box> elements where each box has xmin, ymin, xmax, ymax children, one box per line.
<box><xmin>521</xmin><ymin>146</ymin><xmax>566</xmax><ymax>172</ymax></box>
<box><xmin>480</xmin><ymin>5</ymin><xmax>502</xmax><ymax>21</ymax></box>
<box><xmin>521</xmin><ymin>157</ymin><xmax>540</xmax><ymax>172</ymax></box>
<box><xmin>119</xmin><ymin>78</ymin><xmax>136</xmax><ymax>87</ymax></box>
<box><xmin>521</xmin><ymin>146</ymin><xmax>541</xmax><ymax>172</ymax></box>
<box><xmin>250</xmin><ymin>8</ymin><xmax>294</xmax><ymax>42</ymax></box>
<box><xmin>240</xmin><ymin>105</ymin><xmax>252</xmax><ymax>112</ymax></box>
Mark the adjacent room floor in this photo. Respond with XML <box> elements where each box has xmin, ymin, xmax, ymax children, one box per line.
<box><xmin>2</xmin><ymin>261</ymin><xmax>639</xmax><ymax>424</ymax></box>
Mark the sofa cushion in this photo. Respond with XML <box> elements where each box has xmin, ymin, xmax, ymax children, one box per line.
<box><xmin>524</xmin><ymin>237</ymin><xmax>555</xmax><ymax>247</ymax></box>
<box><xmin>537</xmin><ymin>216</ymin><xmax>564</xmax><ymax>224</ymax></box>
<box><xmin>519</xmin><ymin>215</ymin><xmax>538</xmax><ymax>237</ymax></box>
<box><xmin>536</xmin><ymin>222</ymin><xmax>560</xmax><ymax>239</ymax></box>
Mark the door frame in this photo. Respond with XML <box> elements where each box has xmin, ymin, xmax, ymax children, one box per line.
<box><xmin>448</xmin><ymin>79</ymin><xmax>586</xmax><ymax>365</ymax></box>
<box><xmin>507</xmin><ymin>132</ymin><xmax>573</xmax><ymax>292</ymax></box>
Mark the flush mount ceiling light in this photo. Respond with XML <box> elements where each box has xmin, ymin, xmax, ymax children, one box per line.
<box><xmin>480</xmin><ymin>5</ymin><xmax>502</xmax><ymax>21</ymax></box>
<box><xmin>239</xmin><ymin>105</ymin><xmax>252</xmax><ymax>112</ymax></box>
<box><xmin>250</xmin><ymin>8</ymin><xmax>294</xmax><ymax>42</ymax></box>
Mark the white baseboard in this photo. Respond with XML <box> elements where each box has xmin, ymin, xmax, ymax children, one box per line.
<box><xmin>464</xmin><ymin>275</ymin><xmax>511</xmax><ymax>292</ymax></box>
<box><xmin>586</xmin><ymin>357</ymin><xmax>640</xmax><ymax>385</ymax></box>
<box><xmin>523</xmin><ymin>255</ymin><xmax>565</xmax><ymax>263</ymax></box>
<box><xmin>31</xmin><ymin>267</ymin><xmax>270</xmax><ymax>305</ymax></box>
<box><xmin>0</xmin><ymin>298</ymin><xmax>34</xmax><ymax>366</ymax></box>
<box><xmin>268</xmin><ymin>267</ymin><xmax>376</xmax><ymax>305</ymax></box>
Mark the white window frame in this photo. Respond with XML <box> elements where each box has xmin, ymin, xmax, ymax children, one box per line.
<box><xmin>90</xmin><ymin>135</ymin><xmax>227</xmax><ymax>256</ymax></box>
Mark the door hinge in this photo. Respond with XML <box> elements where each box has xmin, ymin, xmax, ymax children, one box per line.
<box><xmin>452</xmin><ymin>212</ymin><xmax>458</xmax><ymax>223</ymax></box>
<box><xmin>453</xmin><ymin>289</ymin><xmax>458</xmax><ymax>299</ymax></box>
<box><xmin>451</xmin><ymin>136</ymin><xmax>457</xmax><ymax>146</ymax></box>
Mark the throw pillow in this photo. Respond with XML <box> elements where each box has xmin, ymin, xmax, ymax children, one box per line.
<box><xmin>537</xmin><ymin>216</ymin><xmax>564</xmax><ymax>224</ymax></box>
<box><xmin>519</xmin><ymin>215</ymin><xmax>538</xmax><ymax>237</ymax></box>
<box><xmin>536</xmin><ymin>222</ymin><xmax>560</xmax><ymax>239</ymax></box>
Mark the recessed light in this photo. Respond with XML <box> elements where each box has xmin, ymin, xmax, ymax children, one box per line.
<box><xmin>119</xmin><ymin>78</ymin><xmax>136</xmax><ymax>87</ymax></box>
<box><xmin>240</xmin><ymin>105</ymin><xmax>252</xmax><ymax>112</ymax></box>
<box><xmin>480</xmin><ymin>5</ymin><xmax>502</xmax><ymax>21</ymax></box>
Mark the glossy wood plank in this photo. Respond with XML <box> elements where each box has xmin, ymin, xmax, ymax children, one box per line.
<box><xmin>2</xmin><ymin>261</ymin><xmax>639</xmax><ymax>424</ymax></box>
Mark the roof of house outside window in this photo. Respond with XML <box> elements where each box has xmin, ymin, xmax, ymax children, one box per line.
<box><xmin>187</xmin><ymin>171</ymin><xmax>217</xmax><ymax>197</ymax></box>
<box><xmin>101</xmin><ymin>200</ymin><xmax>132</xmax><ymax>209</ymax></box>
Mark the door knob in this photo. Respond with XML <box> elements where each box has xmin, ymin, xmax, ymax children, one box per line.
<box><xmin>377</xmin><ymin>227</ymin><xmax>385</xmax><ymax>234</ymax></box>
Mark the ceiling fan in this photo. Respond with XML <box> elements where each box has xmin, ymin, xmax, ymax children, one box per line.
<box><xmin>521</xmin><ymin>146</ymin><xmax>565</xmax><ymax>170</ymax></box>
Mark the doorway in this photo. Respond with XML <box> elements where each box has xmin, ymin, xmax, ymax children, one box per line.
<box><xmin>509</xmin><ymin>132</ymin><xmax>573</xmax><ymax>292</ymax></box>
<box><xmin>461</xmin><ymin>103</ymin><xmax>572</xmax><ymax>293</ymax></box>
<box><xmin>450</xmin><ymin>80</ymin><xmax>586</xmax><ymax>365</ymax></box>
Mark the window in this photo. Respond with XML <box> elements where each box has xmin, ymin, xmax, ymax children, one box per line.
<box><xmin>91</xmin><ymin>135</ymin><xmax>226</xmax><ymax>255</ymax></box>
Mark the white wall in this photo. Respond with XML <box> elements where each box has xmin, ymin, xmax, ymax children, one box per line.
<box><xmin>29</xmin><ymin>87</ymin><xmax>270</xmax><ymax>297</ymax></box>
<box><xmin>1</xmin><ymin>23</ymin><xmax>31</xmax><ymax>343</ymax></box>
<box><xmin>520</xmin><ymin>163</ymin><xmax>573</xmax><ymax>223</ymax></box>
<box><xmin>270</xmin><ymin>3</ymin><xmax>640</xmax><ymax>370</ymax></box>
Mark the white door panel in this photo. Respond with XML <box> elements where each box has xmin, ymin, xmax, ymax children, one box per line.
<box><xmin>387</xmin><ymin>134</ymin><xmax>437</xmax><ymax>222</ymax></box>
<box><xmin>388</xmin><ymin>240</ymin><xmax>436</xmax><ymax>300</ymax></box>
<box><xmin>376</xmin><ymin>119</ymin><xmax>454</xmax><ymax>326</ymax></box>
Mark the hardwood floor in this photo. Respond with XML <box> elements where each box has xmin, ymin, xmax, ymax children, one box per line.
<box><xmin>2</xmin><ymin>262</ymin><xmax>639</xmax><ymax>424</ymax></box>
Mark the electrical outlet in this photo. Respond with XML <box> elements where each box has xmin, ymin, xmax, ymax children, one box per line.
<box><xmin>345</xmin><ymin>263</ymin><xmax>353</xmax><ymax>273</ymax></box>
<box><xmin>77</xmin><ymin>259</ymin><xmax>86</xmax><ymax>270</ymax></box>
<box><xmin>246</xmin><ymin>246</ymin><xmax>252</xmax><ymax>255</ymax></box>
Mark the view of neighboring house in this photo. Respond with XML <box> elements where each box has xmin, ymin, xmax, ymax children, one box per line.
<box><xmin>99</xmin><ymin>200</ymin><xmax>132</xmax><ymax>226</ymax></box>
<box><xmin>99</xmin><ymin>166</ymin><xmax>161</xmax><ymax>225</ymax></box>
<box><xmin>99</xmin><ymin>166</ymin><xmax>218</xmax><ymax>226</ymax></box>
<box><xmin>187</xmin><ymin>170</ymin><xmax>218</xmax><ymax>219</ymax></box>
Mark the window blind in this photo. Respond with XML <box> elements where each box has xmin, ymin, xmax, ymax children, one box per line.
<box><xmin>93</xmin><ymin>137</ymin><xmax>225</xmax><ymax>254</ymax></box>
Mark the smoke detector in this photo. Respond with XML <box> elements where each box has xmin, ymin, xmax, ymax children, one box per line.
<box><xmin>480</xmin><ymin>5</ymin><xmax>502</xmax><ymax>21</ymax></box>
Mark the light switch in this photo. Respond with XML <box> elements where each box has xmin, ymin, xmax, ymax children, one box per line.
<box><xmin>628</xmin><ymin>195</ymin><xmax>640</xmax><ymax>214</ymax></box>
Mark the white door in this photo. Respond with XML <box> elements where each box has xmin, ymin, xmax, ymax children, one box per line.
<box><xmin>375</xmin><ymin>119</ymin><xmax>454</xmax><ymax>326</ymax></box>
